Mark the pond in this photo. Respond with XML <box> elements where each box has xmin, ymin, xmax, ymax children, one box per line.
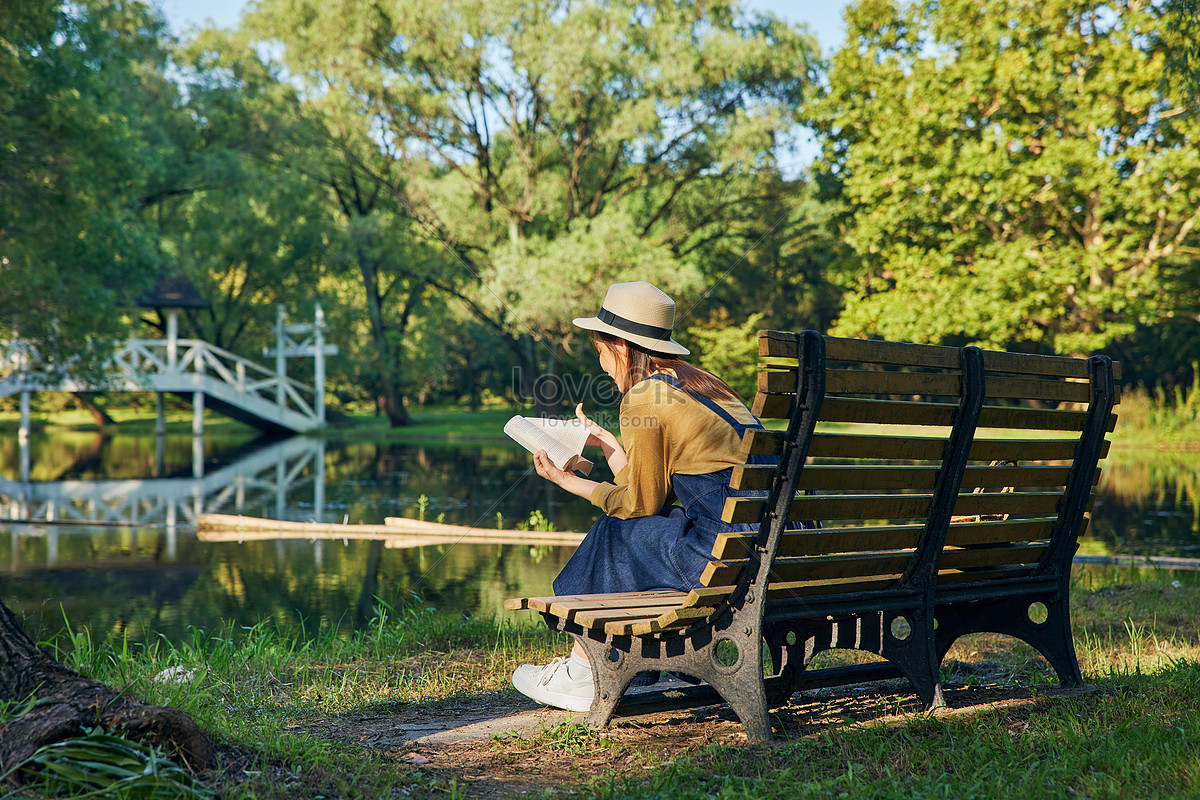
<box><xmin>1</xmin><ymin>429</ymin><xmax>1196</xmax><ymax>646</ymax></box>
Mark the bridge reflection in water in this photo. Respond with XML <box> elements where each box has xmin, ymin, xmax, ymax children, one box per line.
<box><xmin>0</xmin><ymin>436</ymin><xmax>326</xmax><ymax>562</ymax></box>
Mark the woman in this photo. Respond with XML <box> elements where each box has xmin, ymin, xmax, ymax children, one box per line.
<box><xmin>512</xmin><ymin>281</ymin><xmax>786</xmax><ymax>712</ymax></box>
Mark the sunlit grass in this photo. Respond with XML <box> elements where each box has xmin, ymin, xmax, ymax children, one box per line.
<box><xmin>12</xmin><ymin>567</ymin><xmax>1199</xmax><ymax>798</ymax></box>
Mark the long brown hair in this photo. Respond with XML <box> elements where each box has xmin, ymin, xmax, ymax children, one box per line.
<box><xmin>591</xmin><ymin>330</ymin><xmax>743</xmax><ymax>404</ymax></box>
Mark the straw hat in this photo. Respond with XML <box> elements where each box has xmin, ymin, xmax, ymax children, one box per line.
<box><xmin>573</xmin><ymin>281</ymin><xmax>689</xmax><ymax>355</ymax></box>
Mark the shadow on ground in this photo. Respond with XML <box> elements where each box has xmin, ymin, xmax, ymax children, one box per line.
<box><xmin>289</xmin><ymin>668</ymin><xmax>1091</xmax><ymax>799</ymax></box>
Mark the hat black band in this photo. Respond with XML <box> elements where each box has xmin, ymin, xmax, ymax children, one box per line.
<box><xmin>598</xmin><ymin>307</ymin><xmax>672</xmax><ymax>341</ymax></box>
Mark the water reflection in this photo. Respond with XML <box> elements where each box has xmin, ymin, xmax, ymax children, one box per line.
<box><xmin>0</xmin><ymin>431</ymin><xmax>1195</xmax><ymax>646</ymax></box>
<box><xmin>0</xmin><ymin>432</ymin><xmax>599</xmax><ymax>645</ymax></box>
<box><xmin>1086</xmin><ymin>449</ymin><xmax>1200</xmax><ymax>556</ymax></box>
<box><xmin>0</xmin><ymin>436</ymin><xmax>326</xmax><ymax>534</ymax></box>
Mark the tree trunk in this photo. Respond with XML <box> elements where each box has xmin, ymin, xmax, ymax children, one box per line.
<box><xmin>71</xmin><ymin>392</ymin><xmax>116</xmax><ymax>427</ymax></box>
<box><xmin>0</xmin><ymin>602</ymin><xmax>214</xmax><ymax>785</ymax></box>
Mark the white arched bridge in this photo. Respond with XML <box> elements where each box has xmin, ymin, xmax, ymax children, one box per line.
<box><xmin>2</xmin><ymin>306</ymin><xmax>336</xmax><ymax>482</ymax></box>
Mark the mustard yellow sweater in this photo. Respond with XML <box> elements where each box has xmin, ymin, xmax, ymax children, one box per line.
<box><xmin>589</xmin><ymin>371</ymin><xmax>757</xmax><ymax>519</ymax></box>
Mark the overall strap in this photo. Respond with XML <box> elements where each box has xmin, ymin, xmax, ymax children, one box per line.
<box><xmin>646</xmin><ymin>373</ymin><xmax>763</xmax><ymax>438</ymax></box>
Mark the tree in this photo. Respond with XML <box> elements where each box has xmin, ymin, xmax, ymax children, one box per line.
<box><xmin>247</xmin><ymin>0</ymin><xmax>818</xmax><ymax>417</ymax></box>
<box><xmin>810</xmin><ymin>0</ymin><xmax>1200</xmax><ymax>356</ymax></box>
<box><xmin>0</xmin><ymin>601</ymin><xmax>212</xmax><ymax>787</ymax></box>
<box><xmin>0</xmin><ymin>0</ymin><xmax>182</xmax><ymax>378</ymax></box>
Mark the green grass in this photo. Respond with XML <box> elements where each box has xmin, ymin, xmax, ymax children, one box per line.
<box><xmin>10</xmin><ymin>567</ymin><xmax>1200</xmax><ymax>799</ymax></box>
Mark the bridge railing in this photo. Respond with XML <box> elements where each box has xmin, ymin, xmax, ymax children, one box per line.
<box><xmin>113</xmin><ymin>339</ymin><xmax>317</xmax><ymax>421</ymax></box>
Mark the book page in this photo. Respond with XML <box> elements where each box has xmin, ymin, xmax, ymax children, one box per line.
<box><xmin>503</xmin><ymin>415</ymin><xmax>591</xmax><ymax>474</ymax></box>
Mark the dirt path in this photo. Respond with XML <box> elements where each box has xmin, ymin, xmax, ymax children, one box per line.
<box><xmin>293</xmin><ymin>675</ymin><xmax>1085</xmax><ymax>798</ymax></box>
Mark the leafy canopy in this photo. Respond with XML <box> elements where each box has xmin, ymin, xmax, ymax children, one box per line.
<box><xmin>812</xmin><ymin>0</ymin><xmax>1200</xmax><ymax>354</ymax></box>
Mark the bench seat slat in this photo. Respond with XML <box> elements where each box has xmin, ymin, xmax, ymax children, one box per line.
<box><xmin>619</xmin><ymin>606</ymin><xmax>716</xmax><ymax>636</ymax></box>
<box><xmin>573</xmin><ymin>605</ymin><xmax>690</xmax><ymax>628</ymax></box>
<box><xmin>547</xmin><ymin>595</ymin><xmax>700</xmax><ymax>621</ymax></box>
<box><xmin>503</xmin><ymin>590</ymin><xmax>686</xmax><ymax>612</ymax></box>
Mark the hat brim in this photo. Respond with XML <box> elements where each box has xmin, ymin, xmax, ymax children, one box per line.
<box><xmin>573</xmin><ymin>316</ymin><xmax>690</xmax><ymax>356</ymax></box>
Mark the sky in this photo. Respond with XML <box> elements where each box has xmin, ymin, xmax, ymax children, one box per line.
<box><xmin>160</xmin><ymin>0</ymin><xmax>854</xmax><ymax>54</ymax></box>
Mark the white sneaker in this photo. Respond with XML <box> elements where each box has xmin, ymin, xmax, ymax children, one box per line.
<box><xmin>511</xmin><ymin>656</ymin><xmax>594</xmax><ymax>712</ymax></box>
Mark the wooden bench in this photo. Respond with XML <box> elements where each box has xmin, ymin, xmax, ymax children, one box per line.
<box><xmin>505</xmin><ymin>330</ymin><xmax>1119</xmax><ymax>741</ymax></box>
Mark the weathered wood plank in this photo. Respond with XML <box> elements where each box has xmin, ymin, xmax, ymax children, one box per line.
<box><xmin>729</xmin><ymin>464</ymin><xmax>1078</xmax><ymax>492</ymax></box>
<box><xmin>818</xmin><ymin>396</ymin><xmax>956</xmax><ymax>427</ymax></box>
<box><xmin>621</xmin><ymin>606</ymin><xmax>716</xmax><ymax>636</ymax></box>
<box><xmin>760</xmin><ymin>368</ymin><xmax>1108</xmax><ymax>406</ymax></box>
<box><xmin>721</xmin><ymin>493</ymin><xmax>936</xmax><ymax>524</ymax></box>
<box><xmin>759</xmin><ymin>331</ymin><xmax>963</xmax><ymax>368</ymax></box>
<box><xmin>752</xmin><ymin>391</ymin><xmax>791</xmax><ymax>419</ymax></box>
<box><xmin>741</xmin><ymin>428</ymin><xmax>1103</xmax><ymax>462</ymax></box>
<box><xmin>713</xmin><ymin>517</ymin><xmax>1059</xmax><ymax>560</ymax></box>
<box><xmin>574</xmin><ymin>605</ymin><xmax>687</xmax><ymax>628</ymax></box>
<box><xmin>976</xmin><ymin>405</ymin><xmax>1118</xmax><ymax>433</ymax></box>
<box><xmin>687</xmin><ymin>577</ymin><xmax>904</xmax><ymax>606</ymax></box>
<box><xmin>758</xmin><ymin>330</ymin><xmax>1110</xmax><ymax>379</ymax></box>
<box><xmin>754</xmin><ymin>392</ymin><xmax>1117</xmax><ymax>431</ymax></box>
<box><xmin>704</xmin><ymin>551</ymin><xmax>916</xmax><ymax>586</ymax></box>
<box><xmin>985</xmin><ymin>376</ymin><xmax>1093</xmax><ymax>404</ymax></box>
<box><xmin>730</xmin><ymin>464</ymin><xmax>941</xmax><ymax>491</ymax></box>
<box><xmin>807</xmin><ymin>433</ymin><xmax>948</xmax><ymax>460</ymax></box>
<box><xmin>508</xmin><ymin>590</ymin><xmax>686</xmax><ymax>613</ymax></box>
<box><xmin>759</xmin><ymin>369</ymin><xmax>962</xmax><ymax>398</ymax></box>
<box><xmin>547</xmin><ymin>594</ymin><xmax>697</xmax><ymax>621</ymax></box>
<box><xmin>704</xmin><ymin>543</ymin><xmax>1046</xmax><ymax>586</ymax></box>
<box><xmin>723</xmin><ymin>489</ymin><xmax>1077</xmax><ymax>525</ymax></box>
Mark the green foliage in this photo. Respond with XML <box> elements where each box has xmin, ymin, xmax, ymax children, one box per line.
<box><xmin>244</xmin><ymin>0</ymin><xmax>820</xmax><ymax>417</ymax></box>
<box><xmin>0</xmin><ymin>0</ymin><xmax>175</xmax><ymax>376</ymax></box>
<box><xmin>812</xmin><ymin>0</ymin><xmax>1200</xmax><ymax>355</ymax></box>
<box><xmin>685</xmin><ymin>310</ymin><xmax>766</xmax><ymax>401</ymax></box>
<box><xmin>3</xmin><ymin>729</ymin><xmax>213</xmax><ymax>800</ymax></box>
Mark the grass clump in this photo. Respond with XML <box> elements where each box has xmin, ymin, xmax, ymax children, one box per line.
<box><xmin>25</xmin><ymin>593</ymin><xmax>564</xmax><ymax>799</ymax></box>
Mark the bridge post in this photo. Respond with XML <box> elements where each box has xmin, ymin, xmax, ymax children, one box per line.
<box><xmin>275</xmin><ymin>306</ymin><xmax>287</xmax><ymax>410</ymax></box>
<box><xmin>166</xmin><ymin>309</ymin><xmax>179</xmax><ymax>370</ymax></box>
<box><xmin>193</xmin><ymin>352</ymin><xmax>205</xmax><ymax>438</ymax></box>
<box><xmin>155</xmin><ymin>392</ymin><xmax>166</xmax><ymax>437</ymax></box>
<box><xmin>18</xmin><ymin>390</ymin><xmax>30</xmax><ymax>484</ymax></box>
<box><xmin>314</xmin><ymin>304</ymin><xmax>326</xmax><ymax>426</ymax></box>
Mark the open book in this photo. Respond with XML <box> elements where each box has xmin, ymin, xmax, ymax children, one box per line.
<box><xmin>503</xmin><ymin>415</ymin><xmax>594</xmax><ymax>476</ymax></box>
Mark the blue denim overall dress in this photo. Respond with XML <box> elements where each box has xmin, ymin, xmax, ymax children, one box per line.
<box><xmin>553</xmin><ymin>374</ymin><xmax>808</xmax><ymax>596</ymax></box>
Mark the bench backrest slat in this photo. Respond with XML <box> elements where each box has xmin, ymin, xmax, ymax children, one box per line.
<box><xmin>731</xmin><ymin>464</ymin><xmax>1091</xmax><ymax>493</ymax></box>
<box><xmin>714</xmin><ymin>518</ymin><xmax>1062</xmax><ymax>561</ymax></box>
<box><xmin>705</xmin><ymin>542</ymin><xmax>1048</xmax><ymax>586</ymax></box>
<box><xmin>762</xmin><ymin>331</ymin><xmax>1124</xmax><ymax>381</ymax></box>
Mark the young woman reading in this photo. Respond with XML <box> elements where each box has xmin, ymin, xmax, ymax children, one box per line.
<box><xmin>512</xmin><ymin>281</ymin><xmax>802</xmax><ymax>712</ymax></box>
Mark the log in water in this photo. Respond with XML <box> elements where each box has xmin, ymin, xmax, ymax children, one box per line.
<box><xmin>197</xmin><ymin>512</ymin><xmax>586</xmax><ymax>548</ymax></box>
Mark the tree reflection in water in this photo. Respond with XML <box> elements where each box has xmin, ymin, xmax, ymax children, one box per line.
<box><xmin>0</xmin><ymin>432</ymin><xmax>1192</xmax><ymax>646</ymax></box>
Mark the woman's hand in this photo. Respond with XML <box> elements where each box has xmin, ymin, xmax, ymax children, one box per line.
<box><xmin>533</xmin><ymin>449</ymin><xmax>599</xmax><ymax>501</ymax></box>
<box><xmin>533</xmin><ymin>449</ymin><xmax>571</xmax><ymax>488</ymax></box>
<box><xmin>575</xmin><ymin>403</ymin><xmax>613</xmax><ymax>449</ymax></box>
<box><xmin>577</xmin><ymin>403</ymin><xmax>628</xmax><ymax>475</ymax></box>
